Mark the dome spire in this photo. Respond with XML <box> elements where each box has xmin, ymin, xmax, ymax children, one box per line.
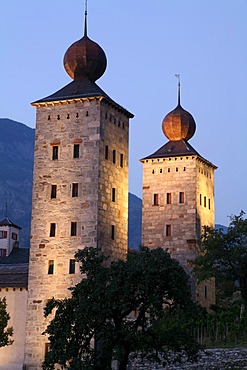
<box><xmin>175</xmin><ymin>74</ymin><xmax>181</xmax><ymax>106</ymax></box>
<box><xmin>161</xmin><ymin>76</ymin><xmax>196</xmax><ymax>142</ymax></box>
<box><xmin>63</xmin><ymin>0</ymin><xmax>107</xmax><ymax>82</ymax></box>
<box><xmin>84</xmin><ymin>0</ymin><xmax>88</xmax><ymax>37</ymax></box>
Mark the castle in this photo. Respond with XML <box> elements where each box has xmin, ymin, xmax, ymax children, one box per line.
<box><xmin>0</xmin><ymin>7</ymin><xmax>216</xmax><ymax>370</ymax></box>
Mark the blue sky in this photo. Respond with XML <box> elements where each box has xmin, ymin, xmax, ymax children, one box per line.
<box><xmin>1</xmin><ymin>0</ymin><xmax>247</xmax><ymax>226</ymax></box>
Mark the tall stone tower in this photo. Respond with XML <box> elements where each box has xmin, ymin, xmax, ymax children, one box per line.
<box><xmin>24</xmin><ymin>10</ymin><xmax>133</xmax><ymax>369</ymax></box>
<box><xmin>141</xmin><ymin>78</ymin><xmax>217</xmax><ymax>308</ymax></box>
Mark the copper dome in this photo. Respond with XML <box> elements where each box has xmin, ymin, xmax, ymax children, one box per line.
<box><xmin>162</xmin><ymin>104</ymin><xmax>196</xmax><ymax>141</ymax></box>
<box><xmin>63</xmin><ymin>35</ymin><xmax>107</xmax><ymax>82</ymax></box>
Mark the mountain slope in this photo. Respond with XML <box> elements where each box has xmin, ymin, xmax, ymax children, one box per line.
<box><xmin>0</xmin><ymin>118</ymin><xmax>35</xmax><ymax>247</ymax></box>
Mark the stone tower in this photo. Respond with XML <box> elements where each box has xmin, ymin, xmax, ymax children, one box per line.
<box><xmin>24</xmin><ymin>10</ymin><xmax>133</xmax><ymax>369</ymax></box>
<box><xmin>141</xmin><ymin>78</ymin><xmax>217</xmax><ymax>308</ymax></box>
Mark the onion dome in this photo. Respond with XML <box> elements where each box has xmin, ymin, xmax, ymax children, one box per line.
<box><xmin>63</xmin><ymin>9</ymin><xmax>107</xmax><ymax>82</ymax></box>
<box><xmin>162</xmin><ymin>77</ymin><xmax>196</xmax><ymax>141</ymax></box>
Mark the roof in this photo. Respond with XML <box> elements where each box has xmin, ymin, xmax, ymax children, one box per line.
<box><xmin>32</xmin><ymin>78</ymin><xmax>134</xmax><ymax>118</ymax></box>
<box><xmin>0</xmin><ymin>217</ymin><xmax>21</xmax><ymax>230</ymax></box>
<box><xmin>0</xmin><ymin>248</ymin><xmax>29</xmax><ymax>288</ymax></box>
<box><xmin>141</xmin><ymin>140</ymin><xmax>217</xmax><ymax>168</ymax></box>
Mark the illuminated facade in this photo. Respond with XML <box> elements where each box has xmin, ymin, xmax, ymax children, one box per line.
<box><xmin>24</xmin><ymin>12</ymin><xmax>133</xmax><ymax>369</ymax></box>
<box><xmin>141</xmin><ymin>79</ymin><xmax>217</xmax><ymax>308</ymax></box>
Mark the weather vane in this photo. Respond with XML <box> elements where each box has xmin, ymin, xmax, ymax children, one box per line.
<box><xmin>84</xmin><ymin>0</ymin><xmax>88</xmax><ymax>36</ymax></box>
<box><xmin>175</xmin><ymin>74</ymin><xmax>181</xmax><ymax>105</ymax></box>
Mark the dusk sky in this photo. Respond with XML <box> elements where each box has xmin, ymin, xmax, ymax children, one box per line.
<box><xmin>1</xmin><ymin>0</ymin><xmax>247</xmax><ymax>226</ymax></box>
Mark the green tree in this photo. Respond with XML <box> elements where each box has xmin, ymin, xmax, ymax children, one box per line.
<box><xmin>193</xmin><ymin>211</ymin><xmax>247</xmax><ymax>308</ymax></box>
<box><xmin>43</xmin><ymin>247</ymin><xmax>199</xmax><ymax>370</ymax></box>
<box><xmin>0</xmin><ymin>297</ymin><xmax>13</xmax><ymax>347</ymax></box>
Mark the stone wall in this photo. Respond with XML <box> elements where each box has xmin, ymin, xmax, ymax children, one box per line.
<box><xmin>141</xmin><ymin>155</ymin><xmax>216</xmax><ymax>308</ymax></box>
<box><xmin>0</xmin><ymin>288</ymin><xmax>27</xmax><ymax>368</ymax></box>
<box><xmin>24</xmin><ymin>97</ymin><xmax>131</xmax><ymax>369</ymax></box>
<box><xmin>128</xmin><ymin>348</ymin><xmax>247</xmax><ymax>369</ymax></box>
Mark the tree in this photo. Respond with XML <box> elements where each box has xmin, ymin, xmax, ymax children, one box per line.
<box><xmin>193</xmin><ymin>211</ymin><xmax>247</xmax><ymax>308</ymax></box>
<box><xmin>43</xmin><ymin>247</ymin><xmax>199</xmax><ymax>370</ymax></box>
<box><xmin>0</xmin><ymin>297</ymin><xmax>13</xmax><ymax>347</ymax></box>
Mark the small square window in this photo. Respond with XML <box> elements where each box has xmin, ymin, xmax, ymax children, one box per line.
<box><xmin>73</xmin><ymin>144</ymin><xmax>80</xmax><ymax>159</ymax></box>
<box><xmin>112</xmin><ymin>188</ymin><xmax>116</xmax><ymax>202</ymax></box>
<box><xmin>112</xmin><ymin>150</ymin><xmax>116</xmax><ymax>164</ymax></box>
<box><xmin>111</xmin><ymin>225</ymin><xmax>115</xmax><ymax>240</ymax></box>
<box><xmin>72</xmin><ymin>183</ymin><xmax>79</xmax><ymax>197</ymax></box>
<box><xmin>69</xmin><ymin>259</ymin><xmax>76</xmax><ymax>274</ymax></box>
<box><xmin>51</xmin><ymin>185</ymin><xmax>57</xmax><ymax>199</ymax></box>
<box><xmin>52</xmin><ymin>146</ymin><xmax>58</xmax><ymax>160</ymax></box>
<box><xmin>166</xmin><ymin>225</ymin><xmax>171</xmax><ymax>237</ymax></box>
<box><xmin>105</xmin><ymin>145</ymin><xmax>109</xmax><ymax>160</ymax></box>
<box><xmin>120</xmin><ymin>153</ymin><xmax>124</xmax><ymax>168</ymax></box>
<box><xmin>48</xmin><ymin>260</ymin><xmax>54</xmax><ymax>275</ymax></box>
<box><xmin>50</xmin><ymin>223</ymin><xmax>56</xmax><ymax>237</ymax></box>
<box><xmin>153</xmin><ymin>194</ymin><xmax>159</xmax><ymax>206</ymax></box>
<box><xmin>166</xmin><ymin>193</ymin><xmax>171</xmax><ymax>204</ymax></box>
<box><xmin>179</xmin><ymin>192</ymin><xmax>185</xmax><ymax>204</ymax></box>
<box><xmin>71</xmin><ymin>222</ymin><xmax>77</xmax><ymax>236</ymax></box>
<box><xmin>0</xmin><ymin>231</ymin><xmax>7</xmax><ymax>239</ymax></box>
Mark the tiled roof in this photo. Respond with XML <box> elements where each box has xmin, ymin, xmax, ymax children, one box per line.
<box><xmin>141</xmin><ymin>140</ymin><xmax>217</xmax><ymax>168</ymax></box>
<box><xmin>32</xmin><ymin>78</ymin><xmax>134</xmax><ymax>118</ymax></box>
<box><xmin>0</xmin><ymin>248</ymin><xmax>29</xmax><ymax>288</ymax></box>
<box><xmin>0</xmin><ymin>217</ymin><xmax>21</xmax><ymax>230</ymax></box>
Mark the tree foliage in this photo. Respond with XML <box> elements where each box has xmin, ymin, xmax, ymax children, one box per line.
<box><xmin>0</xmin><ymin>297</ymin><xmax>13</xmax><ymax>347</ymax></box>
<box><xmin>193</xmin><ymin>211</ymin><xmax>247</xmax><ymax>308</ymax></box>
<box><xmin>43</xmin><ymin>247</ymin><xmax>198</xmax><ymax>370</ymax></box>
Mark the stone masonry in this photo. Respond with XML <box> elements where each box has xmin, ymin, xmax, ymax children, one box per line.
<box><xmin>24</xmin><ymin>97</ymin><xmax>131</xmax><ymax>369</ymax></box>
<box><xmin>141</xmin><ymin>154</ymin><xmax>216</xmax><ymax>307</ymax></box>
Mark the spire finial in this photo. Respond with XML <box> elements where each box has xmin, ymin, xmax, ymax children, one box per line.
<box><xmin>5</xmin><ymin>202</ymin><xmax>8</xmax><ymax>218</ymax></box>
<box><xmin>175</xmin><ymin>74</ymin><xmax>181</xmax><ymax>106</ymax></box>
<box><xmin>84</xmin><ymin>0</ymin><xmax>88</xmax><ymax>36</ymax></box>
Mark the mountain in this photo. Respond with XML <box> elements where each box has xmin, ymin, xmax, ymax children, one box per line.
<box><xmin>0</xmin><ymin>118</ymin><xmax>35</xmax><ymax>247</ymax></box>
<box><xmin>128</xmin><ymin>193</ymin><xmax>142</xmax><ymax>249</ymax></box>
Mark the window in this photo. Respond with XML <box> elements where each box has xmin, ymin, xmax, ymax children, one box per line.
<box><xmin>204</xmin><ymin>196</ymin><xmax>207</xmax><ymax>208</ymax></box>
<box><xmin>153</xmin><ymin>193</ymin><xmax>159</xmax><ymax>206</ymax></box>
<box><xmin>71</xmin><ymin>222</ymin><xmax>77</xmax><ymax>236</ymax></box>
<box><xmin>45</xmin><ymin>343</ymin><xmax>50</xmax><ymax>356</ymax></box>
<box><xmin>73</xmin><ymin>144</ymin><xmax>80</xmax><ymax>158</ymax></box>
<box><xmin>50</xmin><ymin>223</ymin><xmax>56</xmax><ymax>237</ymax></box>
<box><xmin>48</xmin><ymin>260</ymin><xmax>54</xmax><ymax>275</ymax></box>
<box><xmin>200</xmin><ymin>194</ymin><xmax>202</xmax><ymax>206</ymax></box>
<box><xmin>72</xmin><ymin>183</ymin><xmax>79</xmax><ymax>197</ymax></box>
<box><xmin>0</xmin><ymin>249</ymin><xmax>7</xmax><ymax>257</ymax></box>
<box><xmin>105</xmin><ymin>145</ymin><xmax>109</xmax><ymax>160</ymax></box>
<box><xmin>166</xmin><ymin>193</ymin><xmax>171</xmax><ymax>204</ymax></box>
<box><xmin>120</xmin><ymin>153</ymin><xmax>124</xmax><ymax>168</ymax></box>
<box><xmin>12</xmin><ymin>233</ymin><xmax>18</xmax><ymax>240</ymax></box>
<box><xmin>168</xmin><ymin>168</ymin><xmax>170</xmax><ymax>173</ymax></box>
<box><xmin>52</xmin><ymin>146</ymin><xmax>58</xmax><ymax>160</ymax></box>
<box><xmin>208</xmin><ymin>198</ymin><xmax>211</xmax><ymax>210</ymax></box>
<box><xmin>69</xmin><ymin>259</ymin><xmax>76</xmax><ymax>274</ymax></box>
<box><xmin>111</xmin><ymin>225</ymin><xmax>115</xmax><ymax>240</ymax></box>
<box><xmin>204</xmin><ymin>285</ymin><xmax>208</xmax><ymax>299</ymax></box>
<box><xmin>179</xmin><ymin>192</ymin><xmax>185</xmax><ymax>204</ymax></box>
<box><xmin>112</xmin><ymin>188</ymin><xmax>116</xmax><ymax>202</ymax></box>
<box><xmin>51</xmin><ymin>185</ymin><xmax>57</xmax><ymax>199</ymax></box>
<box><xmin>0</xmin><ymin>231</ymin><xmax>7</xmax><ymax>239</ymax></box>
<box><xmin>112</xmin><ymin>150</ymin><xmax>116</xmax><ymax>164</ymax></box>
<box><xmin>165</xmin><ymin>225</ymin><xmax>171</xmax><ymax>237</ymax></box>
